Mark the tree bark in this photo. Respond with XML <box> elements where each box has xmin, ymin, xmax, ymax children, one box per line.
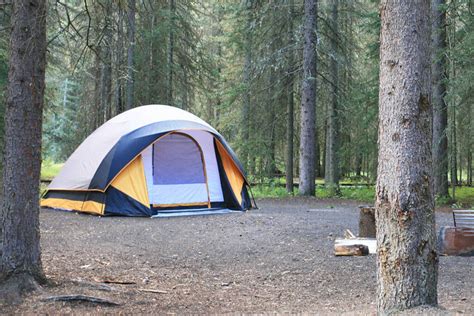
<box><xmin>0</xmin><ymin>0</ymin><xmax>46</xmax><ymax>288</ymax></box>
<box><xmin>167</xmin><ymin>0</ymin><xmax>175</xmax><ymax>106</ymax></box>
<box><xmin>285</xmin><ymin>0</ymin><xmax>295</xmax><ymax>194</ymax></box>
<box><xmin>100</xmin><ymin>57</ymin><xmax>112</xmax><ymax>122</ymax></box>
<box><xmin>358</xmin><ymin>206</ymin><xmax>376</xmax><ymax>238</ymax></box>
<box><xmin>240</xmin><ymin>0</ymin><xmax>253</xmax><ymax>172</ymax></box>
<box><xmin>100</xmin><ymin>8</ymin><xmax>113</xmax><ymax>123</ymax></box>
<box><xmin>376</xmin><ymin>0</ymin><xmax>438</xmax><ymax>312</ymax></box>
<box><xmin>125</xmin><ymin>0</ymin><xmax>135</xmax><ymax>110</ymax></box>
<box><xmin>325</xmin><ymin>0</ymin><xmax>340</xmax><ymax>195</ymax></box>
<box><xmin>298</xmin><ymin>0</ymin><xmax>318</xmax><ymax>196</ymax></box>
<box><xmin>449</xmin><ymin>11</ymin><xmax>457</xmax><ymax>196</ymax></box>
<box><xmin>431</xmin><ymin>0</ymin><xmax>449</xmax><ymax>196</ymax></box>
<box><xmin>93</xmin><ymin>51</ymin><xmax>102</xmax><ymax>130</ymax></box>
<box><xmin>115</xmin><ymin>3</ymin><xmax>125</xmax><ymax>115</ymax></box>
<box><xmin>146</xmin><ymin>13</ymin><xmax>155</xmax><ymax>105</ymax></box>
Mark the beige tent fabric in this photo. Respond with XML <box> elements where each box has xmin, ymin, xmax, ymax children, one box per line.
<box><xmin>48</xmin><ymin>105</ymin><xmax>216</xmax><ymax>190</ymax></box>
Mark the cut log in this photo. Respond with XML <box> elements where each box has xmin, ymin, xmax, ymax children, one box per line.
<box><xmin>334</xmin><ymin>244</ymin><xmax>369</xmax><ymax>256</ymax></box>
<box><xmin>335</xmin><ymin>238</ymin><xmax>377</xmax><ymax>254</ymax></box>
<box><xmin>358</xmin><ymin>205</ymin><xmax>376</xmax><ymax>237</ymax></box>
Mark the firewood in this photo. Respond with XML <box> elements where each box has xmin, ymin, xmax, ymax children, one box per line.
<box><xmin>334</xmin><ymin>244</ymin><xmax>369</xmax><ymax>256</ymax></box>
<box><xmin>344</xmin><ymin>229</ymin><xmax>356</xmax><ymax>239</ymax></box>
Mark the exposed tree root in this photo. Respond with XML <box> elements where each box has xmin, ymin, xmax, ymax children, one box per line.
<box><xmin>41</xmin><ymin>295</ymin><xmax>121</xmax><ymax>306</ymax></box>
<box><xmin>0</xmin><ymin>272</ymin><xmax>46</xmax><ymax>305</ymax></box>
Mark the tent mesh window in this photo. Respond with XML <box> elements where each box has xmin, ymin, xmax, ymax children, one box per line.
<box><xmin>152</xmin><ymin>133</ymin><xmax>206</xmax><ymax>185</ymax></box>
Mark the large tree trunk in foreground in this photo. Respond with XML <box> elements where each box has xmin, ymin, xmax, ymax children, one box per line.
<box><xmin>299</xmin><ymin>0</ymin><xmax>318</xmax><ymax>196</ymax></box>
<box><xmin>0</xmin><ymin>0</ymin><xmax>46</xmax><ymax>290</ymax></box>
<box><xmin>376</xmin><ymin>0</ymin><xmax>438</xmax><ymax>313</ymax></box>
<box><xmin>431</xmin><ymin>0</ymin><xmax>449</xmax><ymax>198</ymax></box>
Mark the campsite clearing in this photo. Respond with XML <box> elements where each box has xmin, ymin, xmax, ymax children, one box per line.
<box><xmin>2</xmin><ymin>198</ymin><xmax>473</xmax><ymax>314</ymax></box>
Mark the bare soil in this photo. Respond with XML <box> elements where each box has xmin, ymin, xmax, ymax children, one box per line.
<box><xmin>1</xmin><ymin>198</ymin><xmax>473</xmax><ymax>314</ymax></box>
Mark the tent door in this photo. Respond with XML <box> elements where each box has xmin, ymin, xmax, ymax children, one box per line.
<box><xmin>143</xmin><ymin>132</ymin><xmax>211</xmax><ymax>209</ymax></box>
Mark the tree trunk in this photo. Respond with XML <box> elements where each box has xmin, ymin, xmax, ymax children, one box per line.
<box><xmin>182</xmin><ymin>64</ymin><xmax>189</xmax><ymax>111</ymax></box>
<box><xmin>468</xmin><ymin>149</ymin><xmax>472</xmax><ymax>186</ymax></box>
<box><xmin>125</xmin><ymin>0</ymin><xmax>135</xmax><ymax>110</ymax></box>
<box><xmin>325</xmin><ymin>0</ymin><xmax>340</xmax><ymax>195</ymax></box>
<box><xmin>286</xmin><ymin>0</ymin><xmax>295</xmax><ymax>194</ymax></box>
<box><xmin>147</xmin><ymin>13</ymin><xmax>155</xmax><ymax>105</ymax></box>
<box><xmin>315</xmin><ymin>135</ymin><xmax>321</xmax><ymax>178</ymax></box>
<box><xmin>431</xmin><ymin>2</ymin><xmax>449</xmax><ymax>200</ymax></box>
<box><xmin>100</xmin><ymin>56</ymin><xmax>112</xmax><ymax>122</ymax></box>
<box><xmin>449</xmin><ymin>23</ymin><xmax>457</xmax><ymax>195</ymax></box>
<box><xmin>285</xmin><ymin>0</ymin><xmax>295</xmax><ymax>194</ymax></box>
<box><xmin>240</xmin><ymin>0</ymin><xmax>253</xmax><ymax>172</ymax></box>
<box><xmin>93</xmin><ymin>51</ymin><xmax>102</xmax><ymax>130</ymax></box>
<box><xmin>167</xmin><ymin>0</ymin><xmax>175</xmax><ymax>106</ymax></box>
<box><xmin>469</xmin><ymin>91</ymin><xmax>473</xmax><ymax>186</ymax></box>
<box><xmin>375</xmin><ymin>0</ymin><xmax>438</xmax><ymax>312</ymax></box>
<box><xmin>100</xmin><ymin>9</ymin><xmax>113</xmax><ymax>123</ymax></box>
<box><xmin>358</xmin><ymin>206</ymin><xmax>376</xmax><ymax>238</ymax></box>
<box><xmin>115</xmin><ymin>3</ymin><xmax>125</xmax><ymax>115</ymax></box>
<box><xmin>285</xmin><ymin>2</ymin><xmax>295</xmax><ymax>192</ymax></box>
<box><xmin>298</xmin><ymin>0</ymin><xmax>318</xmax><ymax>196</ymax></box>
<box><xmin>355</xmin><ymin>152</ymin><xmax>362</xmax><ymax>177</ymax></box>
<box><xmin>450</xmin><ymin>11</ymin><xmax>458</xmax><ymax>190</ymax></box>
<box><xmin>0</xmin><ymin>0</ymin><xmax>46</xmax><ymax>289</ymax></box>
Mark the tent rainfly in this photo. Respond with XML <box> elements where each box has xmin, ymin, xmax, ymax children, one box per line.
<box><xmin>41</xmin><ymin>105</ymin><xmax>252</xmax><ymax>216</ymax></box>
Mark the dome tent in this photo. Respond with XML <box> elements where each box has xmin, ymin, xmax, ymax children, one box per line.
<box><xmin>41</xmin><ymin>105</ymin><xmax>252</xmax><ymax>217</ymax></box>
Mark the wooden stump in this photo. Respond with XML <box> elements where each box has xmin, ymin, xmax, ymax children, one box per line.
<box><xmin>359</xmin><ymin>206</ymin><xmax>376</xmax><ymax>238</ymax></box>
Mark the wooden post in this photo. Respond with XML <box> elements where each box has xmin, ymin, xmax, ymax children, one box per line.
<box><xmin>359</xmin><ymin>205</ymin><xmax>376</xmax><ymax>238</ymax></box>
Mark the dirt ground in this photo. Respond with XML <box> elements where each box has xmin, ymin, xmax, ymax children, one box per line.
<box><xmin>2</xmin><ymin>198</ymin><xmax>473</xmax><ymax>314</ymax></box>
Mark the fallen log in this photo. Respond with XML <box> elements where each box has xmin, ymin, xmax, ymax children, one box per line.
<box><xmin>334</xmin><ymin>244</ymin><xmax>369</xmax><ymax>256</ymax></box>
<box><xmin>42</xmin><ymin>295</ymin><xmax>121</xmax><ymax>306</ymax></box>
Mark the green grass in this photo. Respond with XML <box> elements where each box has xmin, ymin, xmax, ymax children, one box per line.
<box><xmin>252</xmin><ymin>183</ymin><xmax>291</xmax><ymax>198</ymax></box>
<box><xmin>317</xmin><ymin>186</ymin><xmax>375</xmax><ymax>202</ymax></box>
<box><xmin>41</xmin><ymin>160</ymin><xmax>63</xmax><ymax>180</ymax></box>
<box><xmin>448</xmin><ymin>186</ymin><xmax>474</xmax><ymax>208</ymax></box>
<box><xmin>39</xmin><ymin>163</ymin><xmax>474</xmax><ymax>208</ymax></box>
<box><xmin>252</xmin><ymin>182</ymin><xmax>474</xmax><ymax>208</ymax></box>
<box><xmin>252</xmin><ymin>184</ymin><xmax>375</xmax><ymax>202</ymax></box>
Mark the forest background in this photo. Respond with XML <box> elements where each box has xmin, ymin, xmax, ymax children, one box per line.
<box><xmin>0</xmin><ymin>0</ymin><xmax>472</xmax><ymax>205</ymax></box>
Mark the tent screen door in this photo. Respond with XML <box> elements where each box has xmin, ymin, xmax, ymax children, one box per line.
<box><xmin>153</xmin><ymin>133</ymin><xmax>206</xmax><ymax>185</ymax></box>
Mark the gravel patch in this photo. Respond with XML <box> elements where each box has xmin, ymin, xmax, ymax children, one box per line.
<box><xmin>1</xmin><ymin>197</ymin><xmax>472</xmax><ymax>314</ymax></box>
